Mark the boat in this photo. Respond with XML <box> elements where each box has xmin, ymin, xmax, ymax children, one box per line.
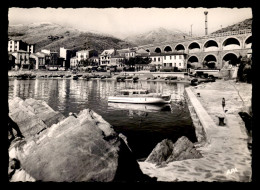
<box><xmin>72</xmin><ymin>75</ymin><xmax>79</xmax><ymax>80</ymax></box>
<box><xmin>108</xmin><ymin>89</ymin><xmax>171</xmax><ymax>104</ymax></box>
<box><xmin>108</xmin><ymin>102</ymin><xmax>172</xmax><ymax>112</ymax></box>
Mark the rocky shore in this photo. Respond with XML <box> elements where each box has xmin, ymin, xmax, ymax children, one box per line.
<box><xmin>8</xmin><ymin>97</ymin><xmax>154</xmax><ymax>182</ymax></box>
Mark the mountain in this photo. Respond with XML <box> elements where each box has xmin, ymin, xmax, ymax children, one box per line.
<box><xmin>8</xmin><ymin>22</ymin><xmax>135</xmax><ymax>53</ymax></box>
<box><xmin>211</xmin><ymin>18</ymin><xmax>252</xmax><ymax>34</ymax></box>
<box><xmin>123</xmin><ymin>27</ymin><xmax>189</xmax><ymax>46</ymax></box>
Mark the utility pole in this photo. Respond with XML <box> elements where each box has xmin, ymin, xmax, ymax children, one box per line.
<box><xmin>204</xmin><ymin>11</ymin><xmax>208</xmax><ymax>35</ymax></box>
<box><xmin>191</xmin><ymin>24</ymin><xmax>193</xmax><ymax>37</ymax></box>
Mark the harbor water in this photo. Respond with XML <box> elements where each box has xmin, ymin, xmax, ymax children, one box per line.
<box><xmin>8</xmin><ymin>78</ymin><xmax>197</xmax><ymax>160</ymax></box>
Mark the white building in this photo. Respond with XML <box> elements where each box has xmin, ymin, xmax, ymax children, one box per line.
<box><xmin>162</xmin><ymin>52</ymin><xmax>187</xmax><ymax>70</ymax></box>
<box><xmin>41</xmin><ymin>49</ymin><xmax>51</xmax><ymax>55</ymax></box>
<box><xmin>149</xmin><ymin>53</ymin><xmax>163</xmax><ymax>70</ymax></box>
<box><xmin>8</xmin><ymin>39</ymin><xmax>35</xmax><ymax>53</ymax></box>
<box><xmin>70</xmin><ymin>56</ymin><xmax>78</xmax><ymax>68</ymax></box>
<box><xmin>99</xmin><ymin>49</ymin><xmax>115</xmax><ymax>66</ymax></box>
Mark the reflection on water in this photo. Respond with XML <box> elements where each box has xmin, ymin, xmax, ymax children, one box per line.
<box><xmin>8</xmin><ymin>78</ymin><xmax>196</xmax><ymax>159</ymax></box>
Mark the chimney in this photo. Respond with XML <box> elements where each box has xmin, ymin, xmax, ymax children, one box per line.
<box><xmin>204</xmin><ymin>11</ymin><xmax>208</xmax><ymax>35</ymax></box>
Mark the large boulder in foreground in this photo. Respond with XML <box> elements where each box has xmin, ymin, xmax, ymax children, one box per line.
<box><xmin>145</xmin><ymin>139</ymin><xmax>174</xmax><ymax>165</ymax></box>
<box><xmin>9</xmin><ymin>103</ymin><xmax>152</xmax><ymax>182</ymax></box>
<box><xmin>8</xmin><ymin>97</ymin><xmax>65</xmax><ymax>138</ymax></box>
<box><xmin>145</xmin><ymin>136</ymin><xmax>202</xmax><ymax>165</ymax></box>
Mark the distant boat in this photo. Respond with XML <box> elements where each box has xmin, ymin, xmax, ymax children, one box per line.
<box><xmin>108</xmin><ymin>89</ymin><xmax>171</xmax><ymax>104</ymax></box>
<box><xmin>133</xmin><ymin>76</ymin><xmax>139</xmax><ymax>82</ymax></box>
<box><xmin>72</xmin><ymin>75</ymin><xmax>78</xmax><ymax>80</ymax></box>
<box><xmin>29</xmin><ymin>75</ymin><xmax>36</xmax><ymax>79</ymax></box>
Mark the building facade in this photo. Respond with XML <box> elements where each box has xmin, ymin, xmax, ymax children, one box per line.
<box><xmin>76</xmin><ymin>49</ymin><xmax>98</xmax><ymax>63</ymax></box>
<box><xmin>12</xmin><ymin>50</ymin><xmax>30</xmax><ymax>70</ymax></box>
<box><xmin>110</xmin><ymin>55</ymin><xmax>125</xmax><ymax>67</ymax></box>
<box><xmin>60</xmin><ymin>47</ymin><xmax>74</xmax><ymax>69</ymax></box>
<box><xmin>70</xmin><ymin>56</ymin><xmax>78</xmax><ymax>68</ymax></box>
<box><xmin>162</xmin><ymin>52</ymin><xmax>187</xmax><ymax>70</ymax></box>
<box><xmin>100</xmin><ymin>49</ymin><xmax>115</xmax><ymax>66</ymax></box>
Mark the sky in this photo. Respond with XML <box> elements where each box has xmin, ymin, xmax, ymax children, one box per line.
<box><xmin>8</xmin><ymin>8</ymin><xmax>252</xmax><ymax>39</ymax></box>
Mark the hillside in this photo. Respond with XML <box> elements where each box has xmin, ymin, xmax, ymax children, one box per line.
<box><xmin>211</xmin><ymin>18</ymin><xmax>252</xmax><ymax>34</ymax></box>
<box><xmin>8</xmin><ymin>22</ymin><xmax>135</xmax><ymax>53</ymax></box>
<box><xmin>124</xmin><ymin>27</ymin><xmax>189</xmax><ymax>46</ymax></box>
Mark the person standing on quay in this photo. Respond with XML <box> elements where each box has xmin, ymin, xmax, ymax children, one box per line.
<box><xmin>222</xmin><ymin>98</ymin><xmax>226</xmax><ymax>111</ymax></box>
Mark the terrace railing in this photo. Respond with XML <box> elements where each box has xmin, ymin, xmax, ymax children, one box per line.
<box><xmin>137</xmin><ymin>29</ymin><xmax>252</xmax><ymax>49</ymax></box>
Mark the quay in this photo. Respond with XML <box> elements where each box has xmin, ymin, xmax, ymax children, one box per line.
<box><xmin>139</xmin><ymin>80</ymin><xmax>252</xmax><ymax>181</ymax></box>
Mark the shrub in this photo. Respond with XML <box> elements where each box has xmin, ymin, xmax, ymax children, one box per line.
<box><xmin>237</xmin><ymin>56</ymin><xmax>252</xmax><ymax>83</ymax></box>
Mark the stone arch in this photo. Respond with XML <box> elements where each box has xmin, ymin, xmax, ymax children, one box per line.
<box><xmin>222</xmin><ymin>37</ymin><xmax>241</xmax><ymax>50</ymax></box>
<box><xmin>174</xmin><ymin>43</ymin><xmax>186</xmax><ymax>51</ymax></box>
<box><xmin>203</xmin><ymin>39</ymin><xmax>219</xmax><ymax>52</ymax></box>
<box><xmin>188</xmin><ymin>42</ymin><xmax>201</xmax><ymax>53</ymax></box>
<box><xmin>164</xmin><ymin>45</ymin><xmax>173</xmax><ymax>52</ymax></box>
<box><xmin>154</xmin><ymin>47</ymin><xmax>162</xmax><ymax>53</ymax></box>
<box><xmin>188</xmin><ymin>55</ymin><xmax>199</xmax><ymax>63</ymax></box>
<box><xmin>203</xmin><ymin>54</ymin><xmax>218</xmax><ymax>69</ymax></box>
<box><xmin>188</xmin><ymin>42</ymin><xmax>201</xmax><ymax>50</ymax></box>
<box><xmin>187</xmin><ymin>55</ymin><xmax>200</xmax><ymax>69</ymax></box>
<box><xmin>244</xmin><ymin>35</ymin><xmax>252</xmax><ymax>49</ymax></box>
<box><xmin>222</xmin><ymin>52</ymin><xmax>239</xmax><ymax>66</ymax></box>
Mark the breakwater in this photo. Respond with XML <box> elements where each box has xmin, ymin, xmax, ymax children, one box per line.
<box><xmin>139</xmin><ymin>80</ymin><xmax>252</xmax><ymax>182</ymax></box>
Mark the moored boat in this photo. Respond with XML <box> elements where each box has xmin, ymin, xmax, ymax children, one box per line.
<box><xmin>108</xmin><ymin>89</ymin><xmax>171</xmax><ymax>104</ymax></box>
<box><xmin>72</xmin><ymin>75</ymin><xmax>79</xmax><ymax>80</ymax></box>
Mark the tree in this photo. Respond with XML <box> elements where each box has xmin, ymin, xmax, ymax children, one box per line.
<box><xmin>237</xmin><ymin>56</ymin><xmax>252</xmax><ymax>83</ymax></box>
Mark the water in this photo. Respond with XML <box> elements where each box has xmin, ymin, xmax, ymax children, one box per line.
<box><xmin>8</xmin><ymin>78</ymin><xmax>197</xmax><ymax>160</ymax></box>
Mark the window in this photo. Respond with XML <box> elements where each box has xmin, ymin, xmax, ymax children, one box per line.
<box><xmin>154</xmin><ymin>58</ymin><xmax>156</xmax><ymax>61</ymax></box>
<box><xmin>158</xmin><ymin>58</ymin><xmax>160</xmax><ymax>61</ymax></box>
<box><xmin>164</xmin><ymin>63</ymin><xmax>167</xmax><ymax>67</ymax></box>
<box><xmin>179</xmin><ymin>63</ymin><xmax>181</xmax><ymax>66</ymax></box>
<box><xmin>169</xmin><ymin>63</ymin><xmax>172</xmax><ymax>67</ymax></box>
<box><xmin>170</xmin><ymin>56</ymin><xmax>172</xmax><ymax>60</ymax></box>
<box><xmin>174</xmin><ymin>63</ymin><xmax>176</xmax><ymax>67</ymax></box>
<box><xmin>164</xmin><ymin>56</ymin><xmax>166</xmax><ymax>60</ymax></box>
<box><xmin>123</xmin><ymin>92</ymin><xmax>129</xmax><ymax>95</ymax></box>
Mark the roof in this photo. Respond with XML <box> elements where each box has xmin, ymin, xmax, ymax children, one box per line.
<box><xmin>101</xmin><ymin>49</ymin><xmax>115</xmax><ymax>56</ymax></box>
<box><xmin>136</xmin><ymin>48</ymin><xmax>148</xmax><ymax>54</ymax></box>
<box><xmin>136</xmin><ymin>53</ymin><xmax>149</xmax><ymax>57</ymax></box>
<box><xmin>16</xmin><ymin>50</ymin><xmax>29</xmax><ymax>53</ymax></box>
<box><xmin>111</xmin><ymin>55</ymin><xmax>125</xmax><ymax>58</ymax></box>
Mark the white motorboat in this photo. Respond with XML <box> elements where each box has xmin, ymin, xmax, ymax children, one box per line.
<box><xmin>108</xmin><ymin>102</ymin><xmax>172</xmax><ymax>112</ymax></box>
<box><xmin>108</xmin><ymin>89</ymin><xmax>171</xmax><ymax>104</ymax></box>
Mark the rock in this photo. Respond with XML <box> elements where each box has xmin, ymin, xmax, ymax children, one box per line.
<box><xmin>166</xmin><ymin>136</ymin><xmax>203</xmax><ymax>163</ymax></box>
<box><xmin>145</xmin><ymin>136</ymin><xmax>203</xmax><ymax>165</ymax></box>
<box><xmin>9</xmin><ymin>105</ymin><xmax>152</xmax><ymax>182</ymax></box>
<box><xmin>8</xmin><ymin>97</ymin><xmax>65</xmax><ymax>138</ymax></box>
<box><xmin>145</xmin><ymin>139</ymin><xmax>174</xmax><ymax>165</ymax></box>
